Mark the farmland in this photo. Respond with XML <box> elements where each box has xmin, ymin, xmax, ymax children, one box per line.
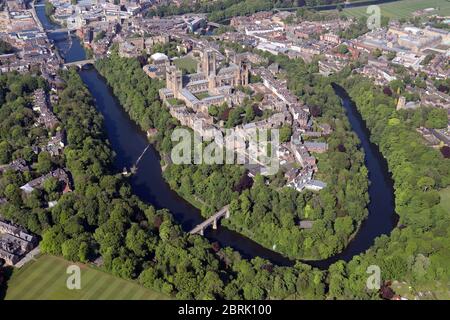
<box><xmin>4</xmin><ymin>255</ymin><xmax>169</xmax><ymax>300</ymax></box>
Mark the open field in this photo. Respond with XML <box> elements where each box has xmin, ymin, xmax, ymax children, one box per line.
<box><xmin>173</xmin><ymin>56</ymin><xmax>198</xmax><ymax>74</ymax></box>
<box><xmin>341</xmin><ymin>0</ymin><xmax>450</xmax><ymax>20</ymax></box>
<box><xmin>5</xmin><ymin>254</ymin><xmax>169</xmax><ymax>300</ymax></box>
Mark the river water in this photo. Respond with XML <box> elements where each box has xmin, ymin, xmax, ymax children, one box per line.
<box><xmin>36</xmin><ymin>2</ymin><xmax>396</xmax><ymax>270</ymax></box>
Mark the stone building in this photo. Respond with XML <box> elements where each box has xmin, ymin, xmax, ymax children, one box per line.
<box><xmin>0</xmin><ymin>220</ymin><xmax>36</xmax><ymax>266</ymax></box>
<box><xmin>160</xmin><ymin>48</ymin><xmax>249</xmax><ymax>112</ymax></box>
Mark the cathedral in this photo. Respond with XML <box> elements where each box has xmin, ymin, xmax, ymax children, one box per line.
<box><xmin>160</xmin><ymin>48</ymin><xmax>249</xmax><ymax>113</ymax></box>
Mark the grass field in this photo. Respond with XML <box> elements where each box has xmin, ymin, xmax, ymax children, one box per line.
<box><xmin>173</xmin><ymin>56</ymin><xmax>198</xmax><ymax>74</ymax></box>
<box><xmin>341</xmin><ymin>0</ymin><xmax>450</xmax><ymax>20</ymax></box>
<box><xmin>5</xmin><ymin>255</ymin><xmax>169</xmax><ymax>300</ymax></box>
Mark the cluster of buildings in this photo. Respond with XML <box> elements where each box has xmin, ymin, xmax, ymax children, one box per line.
<box><xmin>0</xmin><ymin>87</ymin><xmax>72</xmax><ymax>212</ymax></box>
<box><xmin>355</xmin><ymin>25</ymin><xmax>449</xmax><ymax>76</ymax></box>
<box><xmin>33</xmin><ymin>88</ymin><xmax>60</xmax><ymax>130</ymax></box>
<box><xmin>20</xmin><ymin>168</ymin><xmax>71</xmax><ymax>195</ymax></box>
<box><xmin>46</xmin><ymin>0</ymin><xmax>147</xmax><ymax>56</ymax></box>
<box><xmin>417</xmin><ymin>126</ymin><xmax>450</xmax><ymax>148</ymax></box>
<box><xmin>48</xmin><ymin>0</ymin><xmax>146</xmax><ymax>30</ymax></box>
<box><xmin>155</xmin><ymin>43</ymin><xmax>328</xmax><ymax>192</ymax></box>
<box><xmin>0</xmin><ymin>219</ymin><xmax>37</xmax><ymax>266</ymax></box>
<box><xmin>224</xmin><ymin>10</ymin><xmax>356</xmax><ymax>68</ymax></box>
<box><xmin>354</xmin><ymin>24</ymin><xmax>450</xmax><ymax>127</ymax></box>
<box><xmin>0</xmin><ymin>159</ymin><xmax>30</xmax><ymax>175</ymax></box>
<box><xmin>31</xmin><ymin>88</ymin><xmax>67</xmax><ymax>156</ymax></box>
<box><xmin>0</xmin><ymin>2</ymin><xmax>61</xmax><ymax>75</ymax></box>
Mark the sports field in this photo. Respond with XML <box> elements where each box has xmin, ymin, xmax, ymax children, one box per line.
<box><xmin>341</xmin><ymin>0</ymin><xmax>450</xmax><ymax>20</ymax></box>
<box><xmin>5</xmin><ymin>254</ymin><xmax>169</xmax><ymax>300</ymax></box>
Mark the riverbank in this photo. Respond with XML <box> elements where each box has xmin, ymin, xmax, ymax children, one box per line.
<box><xmin>325</xmin><ymin>76</ymin><xmax>450</xmax><ymax>298</ymax></box>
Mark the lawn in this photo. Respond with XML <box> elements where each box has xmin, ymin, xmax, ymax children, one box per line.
<box><xmin>341</xmin><ymin>0</ymin><xmax>450</xmax><ymax>20</ymax></box>
<box><xmin>195</xmin><ymin>92</ymin><xmax>210</xmax><ymax>100</ymax></box>
<box><xmin>173</xmin><ymin>56</ymin><xmax>198</xmax><ymax>74</ymax></box>
<box><xmin>439</xmin><ymin>187</ymin><xmax>450</xmax><ymax>212</ymax></box>
<box><xmin>4</xmin><ymin>255</ymin><xmax>169</xmax><ymax>300</ymax></box>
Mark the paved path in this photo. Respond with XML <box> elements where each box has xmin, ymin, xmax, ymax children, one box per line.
<box><xmin>15</xmin><ymin>246</ymin><xmax>40</xmax><ymax>268</ymax></box>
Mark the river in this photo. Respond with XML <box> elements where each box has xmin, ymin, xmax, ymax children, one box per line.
<box><xmin>35</xmin><ymin>2</ymin><xmax>396</xmax><ymax>270</ymax></box>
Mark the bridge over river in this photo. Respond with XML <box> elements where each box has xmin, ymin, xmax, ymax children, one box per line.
<box><xmin>64</xmin><ymin>59</ymin><xmax>95</xmax><ymax>68</ymax></box>
<box><xmin>189</xmin><ymin>205</ymin><xmax>230</xmax><ymax>236</ymax></box>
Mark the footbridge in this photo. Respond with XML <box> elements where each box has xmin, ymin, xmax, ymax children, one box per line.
<box><xmin>189</xmin><ymin>205</ymin><xmax>230</xmax><ymax>236</ymax></box>
<box><xmin>64</xmin><ymin>59</ymin><xmax>95</xmax><ymax>68</ymax></box>
<box><xmin>47</xmin><ymin>28</ymin><xmax>71</xmax><ymax>34</ymax></box>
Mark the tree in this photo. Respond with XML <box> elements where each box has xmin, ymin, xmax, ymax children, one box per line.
<box><xmin>139</xmin><ymin>266</ymin><xmax>159</xmax><ymax>289</ymax></box>
<box><xmin>386</xmin><ymin>52</ymin><xmax>396</xmax><ymax>61</ymax></box>
<box><xmin>279</xmin><ymin>125</ymin><xmax>292</xmax><ymax>143</ymax></box>
<box><xmin>36</xmin><ymin>152</ymin><xmax>53</xmax><ymax>174</ymax></box>
<box><xmin>45</xmin><ymin>1</ymin><xmax>55</xmax><ymax>16</ymax></box>
<box><xmin>62</xmin><ymin>238</ymin><xmax>80</xmax><ymax>261</ymax></box>
<box><xmin>40</xmin><ymin>227</ymin><xmax>66</xmax><ymax>255</ymax></box>
<box><xmin>0</xmin><ymin>40</ymin><xmax>14</xmax><ymax>55</ymax></box>
<box><xmin>4</xmin><ymin>184</ymin><xmax>22</xmax><ymax>206</ymax></box>
<box><xmin>417</xmin><ymin>176</ymin><xmax>435</xmax><ymax>191</ymax></box>
<box><xmin>43</xmin><ymin>176</ymin><xmax>59</xmax><ymax>194</ymax></box>
<box><xmin>389</xmin><ymin>79</ymin><xmax>405</xmax><ymax>94</ymax></box>
<box><xmin>94</xmin><ymin>31</ymin><xmax>106</xmax><ymax>42</ymax></box>
<box><xmin>441</xmin><ymin>146</ymin><xmax>450</xmax><ymax>159</ymax></box>
<box><xmin>338</xmin><ymin>44</ymin><xmax>348</xmax><ymax>55</ymax></box>
<box><xmin>0</xmin><ymin>141</ymin><xmax>11</xmax><ymax>164</ymax></box>
<box><xmin>334</xmin><ymin>216</ymin><xmax>353</xmax><ymax>237</ymax></box>
<box><xmin>425</xmin><ymin>108</ymin><xmax>447</xmax><ymax>129</ymax></box>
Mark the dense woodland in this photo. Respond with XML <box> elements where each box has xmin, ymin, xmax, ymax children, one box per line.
<box><xmin>0</xmin><ymin>73</ymin><xmax>57</xmax><ymax>234</ymax></box>
<box><xmin>0</xmin><ymin>70</ymin><xmax>330</xmax><ymax>299</ymax></box>
<box><xmin>324</xmin><ymin>75</ymin><xmax>450</xmax><ymax>298</ymax></box>
<box><xmin>147</xmin><ymin>0</ymin><xmax>355</xmax><ymax>22</ymax></box>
